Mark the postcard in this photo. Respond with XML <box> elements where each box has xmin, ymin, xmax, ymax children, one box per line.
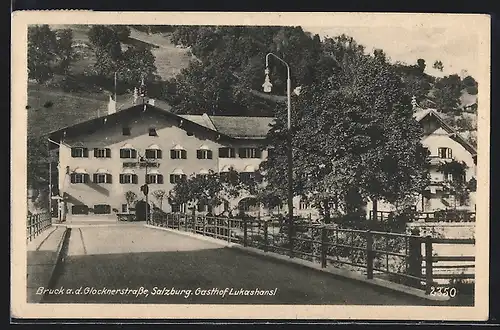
<box><xmin>11</xmin><ymin>11</ymin><xmax>490</xmax><ymax>321</ymax></box>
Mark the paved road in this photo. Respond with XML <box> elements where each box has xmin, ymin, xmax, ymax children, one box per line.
<box><xmin>43</xmin><ymin>224</ymin><xmax>446</xmax><ymax>305</ymax></box>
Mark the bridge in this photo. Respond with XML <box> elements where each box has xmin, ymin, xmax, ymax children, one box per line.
<box><xmin>27</xmin><ymin>215</ymin><xmax>474</xmax><ymax>306</ymax></box>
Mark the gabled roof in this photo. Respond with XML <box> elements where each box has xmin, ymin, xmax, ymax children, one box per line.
<box><xmin>413</xmin><ymin>107</ymin><xmax>477</xmax><ymax>156</ymax></box>
<box><xmin>208</xmin><ymin>115</ymin><xmax>275</xmax><ymax>139</ymax></box>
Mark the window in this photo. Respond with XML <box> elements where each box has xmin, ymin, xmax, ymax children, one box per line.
<box><xmin>196</xmin><ymin>149</ymin><xmax>213</xmax><ymax>159</ymax></box>
<box><xmin>122</xmin><ymin>127</ymin><xmax>131</xmax><ymax>136</ymax></box>
<box><xmin>94</xmin><ymin>148</ymin><xmax>111</xmax><ymax>158</ymax></box>
<box><xmin>299</xmin><ymin>200</ymin><xmax>310</xmax><ymax>210</ymax></box>
<box><xmin>71</xmin><ymin>147</ymin><xmax>88</xmax><ymax>158</ymax></box>
<box><xmin>145</xmin><ymin>149</ymin><xmax>162</xmax><ymax>159</ymax></box>
<box><xmin>438</xmin><ymin>147</ymin><xmax>452</xmax><ymax>159</ymax></box>
<box><xmin>71</xmin><ymin>205</ymin><xmax>89</xmax><ymax>215</ymax></box>
<box><xmin>146</xmin><ymin>174</ymin><xmax>164</xmax><ymax>184</ymax></box>
<box><xmin>171</xmin><ymin>203</ymin><xmax>186</xmax><ymax>213</ymax></box>
<box><xmin>119</xmin><ymin>174</ymin><xmax>138</xmax><ymax>184</ymax></box>
<box><xmin>70</xmin><ymin>173</ymin><xmax>89</xmax><ymax>184</ymax></box>
<box><xmin>149</xmin><ymin>127</ymin><xmax>158</xmax><ymax>136</ymax></box>
<box><xmin>170</xmin><ymin>149</ymin><xmax>187</xmax><ymax>159</ymax></box>
<box><xmin>169</xmin><ymin>174</ymin><xmax>186</xmax><ymax>184</ymax></box>
<box><xmin>93</xmin><ymin>173</ymin><xmax>112</xmax><ymax>183</ymax></box>
<box><xmin>238</xmin><ymin>147</ymin><xmax>261</xmax><ymax>159</ymax></box>
<box><xmin>93</xmin><ymin>204</ymin><xmax>111</xmax><ymax>214</ymax></box>
<box><xmin>121</xmin><ymin>204</ymin><xmax>128</xmax><ymax>213</ymax></box>
<box><xmin>219</xmin><ymin>147</ymin><xmax>236</xmax><ymax>158</ymax></box>
<box><xmin>120</xmin><ymin>148</ymin><xmax>137</xmax><ymax>159</ymax></box>
<box><xmin>445</xmin><ymin>173</ymin><xmax>453</xmax><ymax>181</ymax></box>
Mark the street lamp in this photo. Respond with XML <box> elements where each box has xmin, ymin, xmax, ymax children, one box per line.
<box><xmin>263</xmin><ymin>52</ymin><xmax>294</xmax><ymax>257</ymax></box>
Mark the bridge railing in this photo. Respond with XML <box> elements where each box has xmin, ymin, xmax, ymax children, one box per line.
<box><xmin>27</xmin><ymin>212</ymin><xmax>52</xmax><ymax>242</ymax></box>
<box><xmin>150</xmin><ymin>212</ymin><xmax>475</xmax><ymax>294</ymax></box>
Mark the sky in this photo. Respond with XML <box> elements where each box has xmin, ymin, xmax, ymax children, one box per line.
<box><xmin>303</xmin><ymin>25</ymin><xmax>480</xmax><ymax>81</ymax></box>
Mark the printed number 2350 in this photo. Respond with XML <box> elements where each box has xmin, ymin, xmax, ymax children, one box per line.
<box><xmin>430</xmin><ymin>287</ymin><xmax>457</xmax><ymax>297</ymax></box>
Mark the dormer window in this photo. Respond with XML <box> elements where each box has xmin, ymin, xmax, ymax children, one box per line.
<box><xmin>122</xmin><ymin>127</ymin><xmax>131</xmax><ymax>136</ymax></box>
<box><xmin>71</xmin><ymin>147</ymin><xmax>88</xmax><ymax>158</ymax></box>
<box><xmin>438</xmin><ymin>147</ymin><xmax>452</xmax><ymax>159</ymax></box>
<box><xmin>149</xmin><ymin>127</ymin><xmax>158</xmax><ymax>136</ymax></box>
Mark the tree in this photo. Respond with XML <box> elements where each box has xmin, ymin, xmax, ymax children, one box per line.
<box><xmin>433</xmin><ymin>60</ymin><xmax>444</xmax><ymax>71</ymax></box>
<box><xmin>169</xmin><ymin>169</ymin><xmax>258</xmax><ymax>216</ymax></box>
<box><xmin>438</xmin><ymin>160</ymin><xmax>469</xmax><ymax>209</ymax></box>
<box><xmin>88</xmin><ymin>25</ymin><xmax>123</xmax><ymax>77</ymax></box>
<box><xmin>152</xmin><ymin>189</ymin><xmax>166</xmax><ymax>210</ymax></box>
<box><xmin>119</xmin><ymin>46</ymin><xmax>158</xmax><ymax>84</ymax></box>
<box><xmin>54</xmin><ymin>29</ymin><xmax>75</xmax><ymax>74</ymax></box>
<box><xmin>28</xmin><ymin>25</ymin><xmax>58</xmax><ymax>83</ymax></box>
<box><xmin>261</xmin><ymin>38</ymin><xmax>429</xmax><ymax>224</ymax></box>
<box><xmin>433</xmin><ymin>74</ymin><xmax>463</xmax><ymax>113</ymax></box>
<box><xmin>27</xmin><ymin>135</ymin><xmax>50</xmax><ymax>190</ymax></box>
<box><xmin>125</xmin><ymin>191</ymin><xmax>137</xmax><ymax>211</ymax></box>
<box><xmin>462</xmin><ymin>75</ymin><xmax>478</xmax><ymax>95</ymax></box>
<box><xmin>110</xmin><ymin>25</ymin><xmax>131</xmax><ymax>42</ymax></box>
<box><xmin>417</xmin><ymin>58</ymin><xmax>426</xmax><ymax>73</ymax></box>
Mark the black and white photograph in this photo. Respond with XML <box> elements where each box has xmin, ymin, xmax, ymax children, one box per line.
<box><xmin>11</xmin><ymin>11</ymin><xmax>490</xmax><ymax>320</ymax></box>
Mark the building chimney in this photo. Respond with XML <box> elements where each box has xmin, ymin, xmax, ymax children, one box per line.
<box><xmin>108</xmin><ymin>95</ymin><xmax>116</xmax><ymax>115</ymax></box>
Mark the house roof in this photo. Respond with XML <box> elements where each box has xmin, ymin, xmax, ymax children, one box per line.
<box><xmin>208</xmin><ymin>115</ymin><xmax>275</xmax><ymax>139</ymax></box>
<box><xmin>413</xmin><ymin>107</ymin><xmax>477</xmax><ymax>156</ymax></box>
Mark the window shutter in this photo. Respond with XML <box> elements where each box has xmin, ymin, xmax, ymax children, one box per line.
<box><xmin>106</xmin><ymin>148</ymin><xmax>111</xmax><ymax>158</ymax></box>
<box><xmin>218</xmin><ymin>148</ymin><xmax>226</xmax><ymax>158</ymax></box>
<box><xmin>132</xmin><ymin>174</ymin><xmax>138</xmax><ymax>184</ymax></box>
<box><xmin>255</xmin><ymin>149</ymin><xmax>262</xmax><ymax>158</ymax></box>
<box><xmin>120</xmin><ymin>149</ymin><xmax>125</xmax><ymax>158</ymax></box>
<box><xmin>71</xmin><ymin>149</ymin><xmax>75</xmax><ymax>157</ymax></box>
<box><xmin>170</xmin><ymin>175</ymin><xmax>175</xmax><ymax>184</ymax></box>
<box><xmin>158</xmin><ymin>174</ymin><xmax>164</xmax><ymax>184</ymax></box>
<box><xmin>447</xmin><ymin>148</ymin><xmax>452</xmax><ymax>159</ymax></box>
<box><xmin>93</xmin><ymin>173</ymin><xmax>98</xmax><ymax>183</ymax></box>
<box><xmin>94</xmin><ymin>148</ymin><xmax>98</xmax><ymax>157</ymax></box>
<box><xmin>170</xmin><ymin>150</ymin><xmax>176</xmax><ymax>159</ymax></box>
<box><xmin>84</xmin><ymin>174</ymin><xmax>90</xmax><ymax>183</ymax></box>
<box><xmin>197</xmin><ymin>150</ymin><xmax>202</xmax><ymax>159</ymax></box>
<box><xmin>238</xmin><ymin>148</ymin><xmax>245</xmax><ymax>158</ymax></box>
<box><xmin>182</xmin><ymin>150</ymin><xmax>187</xmax><ymax>159</ymax></box>
<box><xmin>70</xmin><ymin>173</ymin><xmax>75</xmax><ymax>183</ymax></box>
<box><xmin>146</xmin><ymin>175</ymin><xmax>150</xmax><ymax>184</ymax></box>
<box><xmin>131</xmin><ymin>149</ymin><xmax>137</xmax><ymax>159</ymax></box>
<box><xmin>207</xmin><ymin>150</ymin><xmax>213</xmax><ymax>159</ymax></box>
<box><xmin>119</xmin><ymin>174</ymin><xmax>124</xmax><ymax>184</ymax></box>
<box><xmin>83</xmin><ymin>148</ymin><xmax>89</xmax><ymax>158</ymax></box>
<box><xmin>106</xmin><ymin>174</ymin><xmax>112</xmax><ymax>183</ymax></box>
<box><xmin>157</xmin><ymin>149</ymin><xmax>162</xmax><ymax>159</ymax></box>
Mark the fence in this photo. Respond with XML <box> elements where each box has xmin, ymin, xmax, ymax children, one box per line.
<box><xmin>27</xmin><ymin>212</ymin><xmax>52</xmax><ymax>242</ymax></box>
<box><xmin>151</xmin><ymin>212</ymin><xmax>475</xmax><ymax>294</ymax></box>
<box><xmin>370</xmin><ymin>210</ymin><xmax>476</xmax><ymax>223</ymax></box>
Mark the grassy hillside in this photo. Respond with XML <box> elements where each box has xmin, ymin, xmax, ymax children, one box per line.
<box><xmin>49</xmin><ymin>25</ymin><xmax>192</xmax><ymax>80</ymax></box>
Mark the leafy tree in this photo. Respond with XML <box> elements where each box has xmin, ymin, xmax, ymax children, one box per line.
<box><xmin>88</xmin><ymin>25</ymin><xmax>123</xmax><ymax>77</ymax></box>
<box><xmin>119</xmin><ymin>46</ymin><xmax>158</xmax><ymax>84</ymax></box>
<box><xmin>28</xmin><ymin>25</ymin><xmax>58</xmax><ymax>83</ymax></box>
<box><xmin>110</xmin><ymin>25</ymin><xmax>131</xmax><ymax>42</ymax></box>
<box><xmin>125</xmin><ymin>191</ymin><xmax>137</xmax><ymax>210</ymax></box>
<box><xmin>462</xmin><ymin>75</ymin><xmax>478</xmax><ymax>95</ymax></box>
<box><xmin>438</xmin><ymin>160</ymin><xmax>469</xmax><ymax>209</ymax></box>
<box><xmin>54</xmin><ymin>29</ymin><xmax>75</xmax><ymax>74</ymax></box>
<box><xmin>260</xmin><ymin>39</ymin><xmax>429</xmax><ymax>224</ymax></box>
<box><xmin>168</xmin><ymin>168</ymin><xmax>259</xmax><ymax>216</ymax></box>
<box><xmin>27</xmin><ymin>136</ymin><xmax>50</xmax><ymax>189</ymax></box>
<box><xmin>433</xmin><ymin>74</ymin><xmax>463</xmax><ymax>113</ymax></box>
<box><xmin>152</xmin><ymin>189</ymin><xmax>166</xmax><ymax>210</ymax></box>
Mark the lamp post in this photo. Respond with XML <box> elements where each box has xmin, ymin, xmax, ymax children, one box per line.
<box><xmin>263</xmin><ymin>52</ymin><xmax>294</xmax><ymax>257</ymax></box>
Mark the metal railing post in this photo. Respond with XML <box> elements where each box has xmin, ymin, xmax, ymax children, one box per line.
<box><xmin>321</xmin><ymin>226</ymin><xmax>327</xmax><ymax>268</ymax></box>
<box><xmin>425</xmin><ymin>235</ymin><xmax>433</xmax><ymax>294</ymax></box>
<box><xmin>203</xmin><ymin>215</ymin><xmax>206</xmax><ymax>236</ymax></box>
<box><xmin>263</xmin><ymin>220</ymin><xmax>268</xmax><ymax>252</ymax></box>
<box><xmin>366</xmin><ymin>230</ymin><xmax>374</xmax><ymax>279</ymax></box>
<box><xmin>227</xmin><ymin>218</ymin><xmax>231</xmax><ymax>243</ymax></box>
<box><xmin>243</xmin><ymin>218</ymin><xmax>248</xmax><ymax>247</ymax></box>
<box><xmin>408</xmin><ymin>235</ymin><xmax>423</xmax><ymax>288</ymax></box>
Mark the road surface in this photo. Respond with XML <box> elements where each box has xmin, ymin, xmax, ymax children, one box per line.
<box><xmin>43</xmin><ymin>224</ymin><xmax>452</xmax><ymax>305</ymax></box>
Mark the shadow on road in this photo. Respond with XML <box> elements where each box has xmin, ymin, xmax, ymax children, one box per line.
<box><xmin>41</xmin><ymin>246</ymin><xmax>467</xmax><ymax>306</ymax></box>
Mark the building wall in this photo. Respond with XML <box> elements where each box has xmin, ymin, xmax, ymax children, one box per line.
<box><xmin>57</xmin><ymin>112</ymin><xmax>274</xmax><ymax>216</ymax></box>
